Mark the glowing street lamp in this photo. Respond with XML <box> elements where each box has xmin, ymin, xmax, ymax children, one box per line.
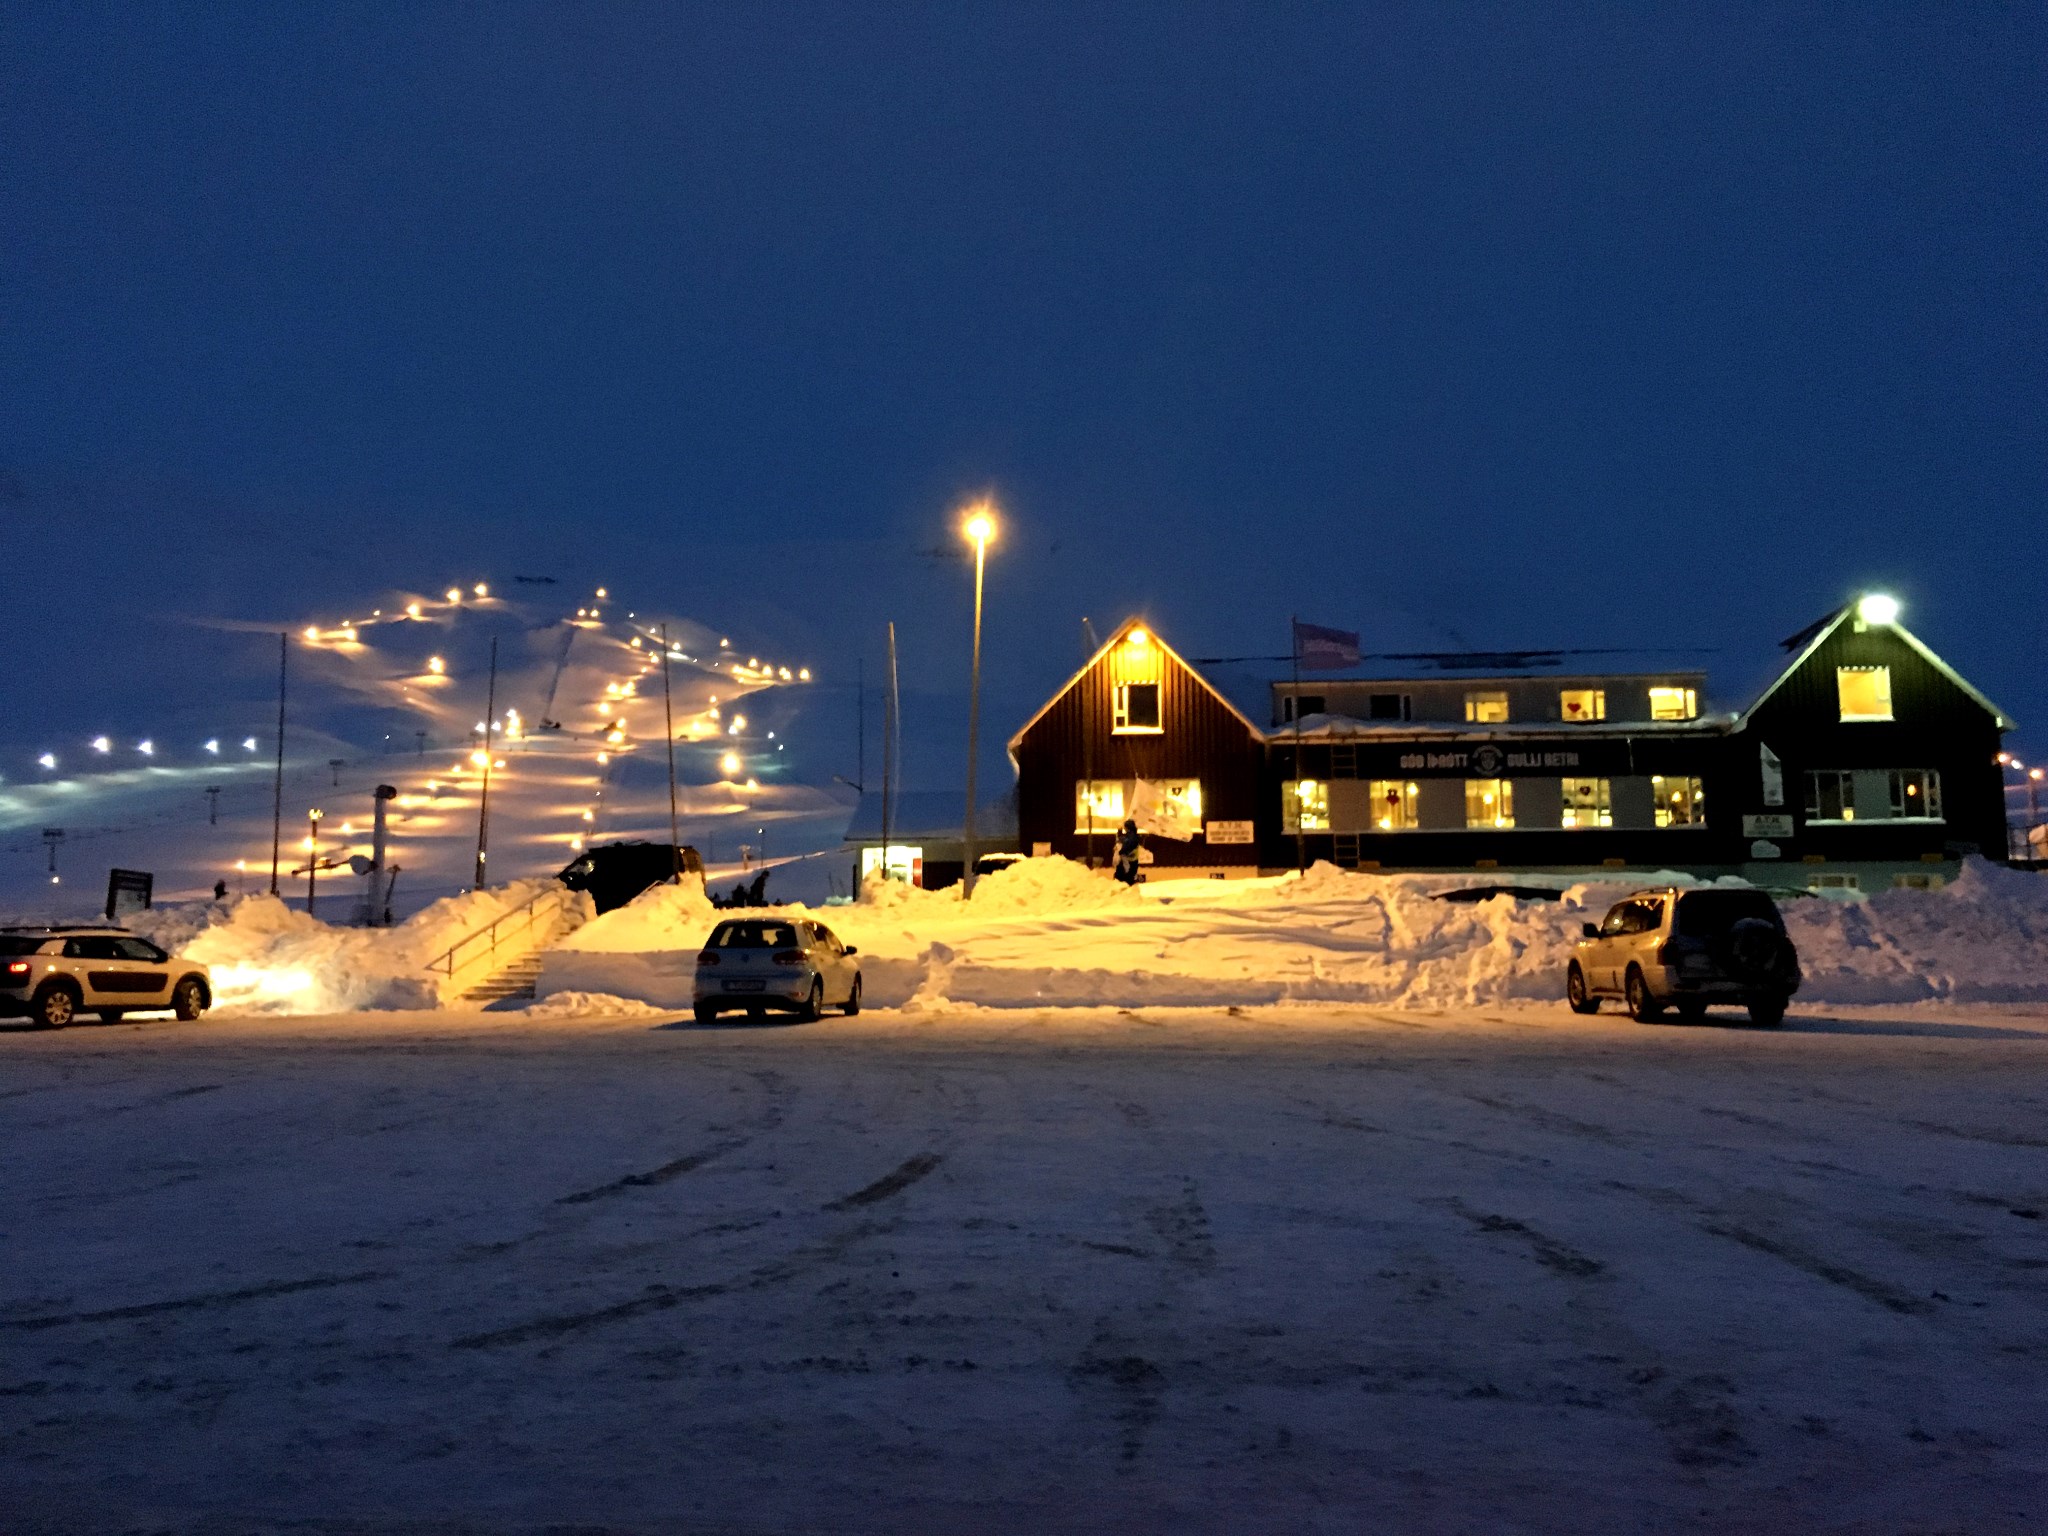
<box><xmin>959</xmin><ymin>499</ymin><xmax>997</xmax><ymax>898</ymax></box>
<box><xmin>1856</xmin><ymin>593</ymin><xmax>1900</xmax><ymax>627</ymax></box>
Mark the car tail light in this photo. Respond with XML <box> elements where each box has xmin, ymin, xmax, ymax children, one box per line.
<box><xmin>772</xmin><ymin>950</ymin><xmax>804</xmax><ymax>966</ymax></box>
<box><xmin>696</xmin><ymin>951</ymin><xmax>719</xmax><ymax>967</ymax></box>
<box><xmin>4</xmin><ymin>961</ymin><xmax>27</xmax><ymax>975</ymax></box>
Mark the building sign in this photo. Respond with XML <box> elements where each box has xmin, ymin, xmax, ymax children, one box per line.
<box><xmin>1760</xmin><ymin>744</ymin><xmax>1785</xmax><ymax>808</ymax></box>
<box><xmin>1396</xmin><ymin>746</ymin><xmax>1586</xmax><ymax>773</ymax></box>
<box><xmin>1205</xmin><ymin>820</ymin><xmax>1255</xmax><ymax>844</ymax></box>
<box><xmin>105</xmin><ymin>868</ymin><xmax>153</xmax><ymax>920</ymax></box>
<box><xmin>1743</xmin><ymin>814</ymin><xmax>1794</xmax><ymax>839</ymax></box>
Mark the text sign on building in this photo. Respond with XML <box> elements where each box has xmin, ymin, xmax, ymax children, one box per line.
<box><xmin>1742</xmin><ymin>814</ymin><xmax>1794</xmax><ymax>839</ymax></box>
<box><xmin>1205</xmin><ymin>820</ymin><xmax>1255</xmax><ymax>845</ymax></box>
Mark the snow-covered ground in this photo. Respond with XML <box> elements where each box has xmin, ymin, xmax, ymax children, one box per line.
<box><xmin>2</xmin><ymin>1001</ymin><xmax>2043</xmax><ymax>1532</ymax></box>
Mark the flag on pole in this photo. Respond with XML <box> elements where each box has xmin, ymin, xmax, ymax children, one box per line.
<box><xmin>1292</xmin><ymin>619</ymin><xmax>1361</xmax><ymax>671</ymax></box>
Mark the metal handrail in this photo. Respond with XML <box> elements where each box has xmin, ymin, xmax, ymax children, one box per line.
<box><xmin>424</xmin><ymin>884</ymin><xmax>566</xmax><ymax>979</ymax></box>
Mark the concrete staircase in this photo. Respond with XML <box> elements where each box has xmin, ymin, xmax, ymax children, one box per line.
<box><xmin>464</xmin><ymin>952</ymin><xmax>550</xmax><ymax>1008</ymax></box>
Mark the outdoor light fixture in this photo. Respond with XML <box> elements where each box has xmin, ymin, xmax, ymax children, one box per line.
<box><xmin>242</xmin><ymin>737</ymin><xmax>258</xmax><ymax>751</ymax></box>
<box><xmin>92</xmin><ymin>736</ymin><xmax>110</xmax><ymax>752</ymax></box>
<box><xmin>798</xmin><ymin>668</ymin><xmax>811</xmax><ymax>681</ymax></box>
<box><xmin>38</xmin><ymin>753</ymin><xmax>55</xmax><ymax>769</ymax></box>
<box><xmin>473</xmin><ymin>583</ymin><xmax>488</xmax><ymax>598</ymax></box>
<box><xmin>137</xmin><ymin>740</ymin><xmax>153</xmax><ymax>756</ymax></box>
<box><xmin>1857</xmin><ymin>593</ymin><xmax>1900</xmax><ymax>626</ymax></box>
<box><xmin>406</xmin><ymin>602</ymin><xmax>422</xmax><ymax>618</ymax></box>
<box><xmin>204</xmin><ymin>739</ymin><xmax>219</xmax><ymax>754</ymax></box>
<box><xmin>962</xmin><ymin>503</ymin><xmax>997</xmax><ymax>547</ymax></box>
<box><xmin>446</xmin><ymin>588</ymin><xmax>463</xmax><ymax>603</ymax></box>
<box><xmin>596</xmin><ymin>587</ymin><xmax>608</xmax><ymax>599</ymax></box>
<box><xmin>427</xmin><ymin>656</ymin><xmax>445</xmax><ymax>675</ymax></box>
<box><xmin>1127</xmin><ymin>627</ymin><xmax>1149</xmax><ymax>647</ymax></box>
<box><xmin>304</xmin><ymin>626</ymin><xmax>319</xmax><ymax>641</ymax></box>
<box><xmin>721</xmin><ymin>751</ymin><xmax>741</xmax><ymax>776</ymax></box>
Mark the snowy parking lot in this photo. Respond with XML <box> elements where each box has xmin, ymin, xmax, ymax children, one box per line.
<box><xmin>4</xmin><ymin>1001</ymin><xmax>2046</xmax><ymax>1533</ymax></box>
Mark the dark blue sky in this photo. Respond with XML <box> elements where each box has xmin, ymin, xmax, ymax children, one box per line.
<box><xmin>5</xmin><ymin>3</ymin><xmax>2043</xmax><ymax>781</ymax></box>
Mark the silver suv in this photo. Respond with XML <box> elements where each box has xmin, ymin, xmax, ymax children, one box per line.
<box><xmin>1567</xmin><ymin>888</ymin><xmax>1800</xmax><ymax>1027</ymax></box>
<box><xmin>0</xmin><ymin>926</ymin><xmax>213</xmax><ymax>1028</ymax></box>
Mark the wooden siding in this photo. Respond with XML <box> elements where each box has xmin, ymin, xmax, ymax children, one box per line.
<box><xmin>1012</xmin><ymin>639</ymin><xmax>1263</xmax><ymax>867</ymax></box>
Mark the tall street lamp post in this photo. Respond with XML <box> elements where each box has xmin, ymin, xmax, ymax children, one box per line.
<box><xmin>960</xmin><ymin>501</ymin><xmax>997</xmax><ymax>899</ymax></box>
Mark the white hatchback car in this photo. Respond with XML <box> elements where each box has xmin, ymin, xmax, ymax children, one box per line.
<box><xmin>693</xmin><ymin>917</ymin><xmax>861</xmax><ymax>1023</ymax></box>
<box><xmin>0</xmin><ymin>926</ymin><xmax>213</xmax><ymax>1028</ymax></box>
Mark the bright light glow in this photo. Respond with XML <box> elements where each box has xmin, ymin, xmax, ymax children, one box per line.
<box><xmin>38</xmin><ymin>752</ymin><xmax>56</xmax><ymax>769</ymax></box>
<box><xmin>92</xmin><ymin>736</ymin><xmax>110</xmax><ymax>753</ymax></box>
<box><xmin>309</xmin><ymin>808</ymin><xmax>323</xmax><ymax>821</ymax></box>
<box><xmin>731</xmin><ymin>715</ymin><xmax>746</xmax><ymax>731</ymax></box>
<box><xmin>210</xmin><ymin>963</ymin><xmax>314</xmax><ymax>1003</ymax></box>
<box><xmin>235</xmin><ymin>859</ymin><xmax>246</xmax><ymax>871</ymax></box>
<box><xmin>720</xmin><ymin>637</ymin><xmax>730</xmax><ymax>648</ymax></box>
<box><xmin>1126</xmin><ymin>627</ymin><xmax>1149</xmax><ymax>647</ymax></box>
<box><xmin>1857</xmin><ymin>593</ymin><xmax>1900</xmax><ymax>626</ymax></box>
<box><xmin>778</xmin><ymin>666</ymin><xmax>791</xmax><ymax>680</ymax></box>
<box><xmin>304</xmin><ymin>626</ymin><xmax>319</xmax><ymax>641</ymax></box>
<box><xmin>339</xmin><ymin>822</ymin><xmax>354</xmax><ymax>835</ymax></box>
<box><xmin>471</xmin><ymin>751</ymin><xmax>489</xmax><ymax>767</ymax></box>
<box><xmin>427</xmin><ymin>656</ymin><xmax>445</xmax><ymax>675</ymax></box>
<box><xmin>341</xmin><ymin>626</ymin><xmax>358</xmax><ymax>642</ymax></box>
<box><xmin>2034</xmin><ymin>769</ymin><xmax>2045</xmax><ymax>782</ymax></box>
<box><xmin>720</xmin><ymin>751</ymin><xmax>741</xmax><ymax>776</ymax></box>
<box><xmin>798</xmin><ymin>668</ymin><xmax>811</xmax><ymax>681</ymax></box>
<box><xmin>596</xmin><ymin>751</ymin><xmax>609</xmax><ymax>765</ymax></box>
<box><xmin>427</xmin><ymin>779</ymin><xmax>439</xmax><ymax>792</ymax></box>
<box><xmin>494</xmin><ymin>758</ymin><xmax>505</xmax><ymax>769</ymax></box>
<box><xmin>406</xmin><ymin>602</ymin><xmax>422</xmax><ymax>618</ymax></box>
<box><xmin>596</xmin><ymin>587</ymin><xmax>609</xmax><ymax>599</ymax></box>
<box><xmin>243</xmin><ymin>737</ymin><xmax>258</xmax><ymax>751</ymax></box>
<box><xmin>446</xmin><ymin>588</ymin><xmax>462</xmax><ymax>603</ymax></box>
<box><xmin>204</xmin><ymin>739</ymin><xmax>220</xmax><ymax>754</ymax></box>
<box><xmin>581</xmin><ymin>809</ymin><xmax>594</xmax><ymax>822</ymax></box>
<box><xmin>473</xmin><ymin>583</ymin><xmax>488</xmax><ymax>598</ymax></box>
<box><xmin>744</xmin><ymin>778</ymin><xmax>759</xmax><ymax>792</ymax></box>
<box><xmin>598</xmin><ymin>701</ymin><xmax>612</xmax><ymax>716</ymax></box>
<box><xmin>630</xmin><ymin>637</ymin><xmax>642</xmax><ymax>649</ymax></box>
<box><xmin>962</xmin><ymin>500</ymin><xmax>997</xmax><ymax>545</ymax></box>
<box><xmin>137</xmin><ymin>740</ymin><xmax>153</xmax><ymax>756</ymax></box>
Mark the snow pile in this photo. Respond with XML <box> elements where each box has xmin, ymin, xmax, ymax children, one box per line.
<box><xmin>536</xmin><ymin>853</ymin><xmax>2048</xmax><ymax>1014</ymax></box>
<box><xmin>131</xmin><ymin>879</ymin><xmax>570</xmax><ymax>1014</ymax></box>
<box><xmin>521</xmin><ymin>990</ymin><xmax>674</xmax><ymax>1019</ymax></box>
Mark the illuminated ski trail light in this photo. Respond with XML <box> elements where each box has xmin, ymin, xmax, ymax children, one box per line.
<box><xmin>406</xmin><ymin>602</ymin><xmax>422</xmax><ymax>618</ymax></box>
<box><xmin>799</xmin><ymin>668</ymin><xmax>811</xmax><ymax>681</ymax></box>
<box><xmin>744</xmin><ymin>778</ymin><xmax>759</xmax><ymax>792</ymax></box>
<box><xmin>137</xmin><ymin>740</ymin><xmax>154</xmax><ymax>756</ymax></box>
<box><xmin>446</xmin><ymin>588</ymin><xmax>462</xmax><ymax>603</ymax></box>
<box><xmin>204</xmin><ymin>739</ymin><xmax>220</xmax><ymax>754</ymax></box>
<box><xmin>92</xmin><ymin>736</ymin><xmax>110</xmax><ymax>753</ymax></box>
<box><xmin>474</xmin><ymin>583</ymin><xmax>489</xmax><ymax>598</ymax></box>
<box><xmin>304</xmin><ymin>626</ymin><xmax>319</xmax><ymax>641</ymax></box>
<box><xmin>242</xmin><ymin>737</ymin><xmax>258</xmax><ymax>751</ymax></box>
<box><xmin>427</xmin><ymin>656</ymin><xmax>446</xmax><ymax>675</ymax></box>
<box><xmin>596</xmin><ymin>587</ymin><xmax>608</xmax><ymax>599</ymax></box>
<box><xmin>38</xmin><ymin>753</ymin><xmax>56</xmax><ymax>769</ymax></box>
<box><xmin>721</xmin><ymin>752</ymin><xmax>741</xmax><ymax>776</ymax></box>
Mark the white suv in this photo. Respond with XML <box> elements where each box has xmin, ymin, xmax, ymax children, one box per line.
<box><xmin>0</xmin><ymin>927</ymin><xmax>213</xmax><ymax>1028</ymax></box>
<box><xmin>1567</xmin><ymin>888</ymin><xmax>1800</xmax><ymax>1027</ymax></box>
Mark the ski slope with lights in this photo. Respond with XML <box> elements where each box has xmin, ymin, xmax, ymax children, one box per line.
<box><xmin>0</xmin><ymin>582</ymin><xmax>854</xmax><ymax>921</ymax></box>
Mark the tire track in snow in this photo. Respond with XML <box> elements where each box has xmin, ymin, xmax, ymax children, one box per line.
<box><xmin>0</xmin><ymin>1269</ymin><xmax>393</xmax><ymax>1330</ymax></box>
<box><xmin>824</xmin><ymin>1152</ymin><xmax>943</xmax><ymax>1211</ymax></box>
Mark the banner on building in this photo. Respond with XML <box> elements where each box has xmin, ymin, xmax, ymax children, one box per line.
<box><xmin>1129</xmin><ymin>779</ymin><xmax>1199</xmax><ymax>841</ymax></box>
<box><xmin>1293</xmin><ymin>619</ymin><xmax>1361</xmax><ymax>671</ymax></box>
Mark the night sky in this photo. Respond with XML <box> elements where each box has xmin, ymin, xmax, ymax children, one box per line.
<box><xmin>5</xmin><ymin>4</ymin><xmax>2042</xmax><ymax>784</ymax></box>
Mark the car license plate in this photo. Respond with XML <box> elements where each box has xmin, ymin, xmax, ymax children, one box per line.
<box><xmin>726</xmin><ymin>979</ymin><xmax>765</xmax><ymax>992</ymax></box>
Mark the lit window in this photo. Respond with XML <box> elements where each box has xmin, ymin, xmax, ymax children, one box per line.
<box><xmin>1368</xmin><ymin>780</ymin><xmax>1419</xmax><ymax>830</ymax></box>
<box><xmin>1652</xmin><ymin>775</ymin><xmax>1705</xmax><ymax>827</ymax></box>
<box><xmin>1465</xmin><ymin>778</ymin><xmax>1514</xmax><ymax>828</ymax></box>
<box><xmin>1113</xmin><ymin>682</ymin><xmax>1162</xmax><ymax>733</ymax></box>
<box><xmin>1135</xmin><ymin>778</ymin><xmax>1204</xmax><ymax>836</ymax></box>
<box><xmin>1560</xmin><ymin>689</ymin><xmax>1605</xmax><ymax>723</ymax></box>
<box><xmin>1888</xmin><ymin>769</ymin><xmax>1942</xmax><ymax>820</ymax></box>
<box><xmin>1464</xmin><ymin>691</ymin><xmax>1509</xmax><ymax>724</ymax></box>
<box><xmin>1283</xmin><ymin>779</ymin><xmax>1328</xmax><ymax>832</ymax></box>
<box><xmin>1649</xmin><ymin>687</ymin><xmax>1697</xmax><ymax>721</ymax></box>
<box><xmin>1561</xmin><ymin>778</ymin><xmax>1612</xmax><ymax>828</ymax></box>
<box><xmin>1804</xmin><ymin>770</ymin><xmax>1856</xmax><ymax>822</ymax></box>
<box><xmin>1075</xmin><ymin>780</ymin><xmax>1126</xmax><ymax>832</ymax></box>
<box><xmin>1837</xmin><ymin>667</ymin><xmax>1893</xmax><ymax>722</ymax></box>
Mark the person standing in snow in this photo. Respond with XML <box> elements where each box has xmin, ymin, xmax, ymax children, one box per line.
<box><xmin>1113</xmin><ymin>819</ymin><xmax>1142</xmax><ymax>886</ymax></box>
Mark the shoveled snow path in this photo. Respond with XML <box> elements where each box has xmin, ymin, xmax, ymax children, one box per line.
<box><xmin>2</xmin><ymin>1002</ymin><xmax>2045</xmax><ymax>1533</ymax></box>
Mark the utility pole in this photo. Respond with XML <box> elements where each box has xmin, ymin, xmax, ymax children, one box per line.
<box><xmin>1291</xmin><ymin>614</ymin><xmax>1305</xmax><ymax>876</ymax></box>
<box><xmin>206</xmin><ymin>786</ymin><xmax>221</xmax><ymax>826</ymax></box>
<box><xmin>1082</xmin><ymin>617</ymin><xmax>1098</xmax><ymax>869</ymax></box>
<box><xmin>306</xmin><ymin>809</ymin><xmax>323</xmax><ymax>915</ymax></box>
<box><xmin>473</xmin><ymin>636</ymin><xmax>497</xmax><ymax>889</ymax></box>
<box><xmin>660</xmin><ymin>622</ymin><xmax>683</xmax><ymax>881</ymax></box>
<box><xmin>857</xmin><ymin>656</ymin><xmax>866</xmax><ymax>794</ymax></box>
<box><xmin>269</xmin><ymin>630</ymin><xmax>287</xmax><ymax>896</ymax></box>
<box><xmin>880</xmin><ymin>622</ymin><xmax>897</xmax><ymax>887</ymax></box>
<box><xmin>961</xmin><ymin>507</ymin><xmax>994</xmax><ymax>898</ymax></box>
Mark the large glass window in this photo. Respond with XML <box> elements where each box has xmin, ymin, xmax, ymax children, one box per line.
<box><xmin>1075</xmin><ymin>779</ymin><xmax>1125</xmax><ymax>831</ymax></box>
<box><xmin>1368</xmin><ymin>780</ymin><xmax>1419</xmax><ymax>830</ymax></box>
<box><xmin>1465</xmin><ymin>779</ymin><xmax>1514</xmax><ymax>828</ymax></box>
<box><xmin>1464</xmin><ymin>691</ymin><xmax>1509</xmax><ymax>724</ymax></box>
<box><xmin>1560</xmin><ymin>688</ymin><xmax>1605</xmax><ymax>723</ymax></box>
<box><xmin>1077</xmin><ymin>779</ymin><xmax>1204</xmax><ymax>834</ymax></box>
<box><xmin>1283</xmin><ymin>779</ymin><xmax>1329</xmax><ymax>833</ymax></box>
<box><xmin>1805</xmin><ymin>770</ymin><xmax>1855</xmax><ymax>822</ymax></box>
<box><xmin>1560</xmin><ymin>777</ymin><xmax>1611</xmax><ymax>828</ymax></box>
<box><xmin>1649</xmin><ymin>687</ymin><xmax>1698</xmax><ymax>721</ymax></box>
<box><xmin>1889</xmin><ymin>769</ymin><xmax>1942</xmax><ymax>820</ymax></box>
<box><xmin>1113</xmin><ymin>682</ymin><xmax>1162</xmax><ymax>733</ymax></box>
<box><xmin>1836</xmin><ymin>667</ymin><xmax>1893</xmax><ymax>722</ymax></box>
<box><xmin>1652</xmin><ymin>775</ymin><xmax>1705</xmax><ymax>827</ymax></box>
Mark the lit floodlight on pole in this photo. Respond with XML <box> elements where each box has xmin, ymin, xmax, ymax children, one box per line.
<box><xmin>1857</xmin><ymin>593</ymin><xmax>1900</xmax><ymax>626</ymax></box>
<box><xmin>959</xmin><ymin>499</ymin><xmax>997</xmax><ymax>899</ymax></box>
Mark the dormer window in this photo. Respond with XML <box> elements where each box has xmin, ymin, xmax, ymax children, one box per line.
<box><xmin>1560</xmin><ymin>688</ymin><xmax>1605</xmax><ymax>723</ymax></box>
<box><xmin>1648</xmin><ymin>686</ymin><xmax>1697</xmax><ymax>721</ymax></box>
<box><xmin>1113</xmin><ymin>683</ymin><xmax>1161</xmax><ymax>733</ymax></box>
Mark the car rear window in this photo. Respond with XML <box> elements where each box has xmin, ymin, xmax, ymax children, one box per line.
<box><xmin>708</xmin><ymin>921</ymin><xmax>799</xmax><ymax>949</ymax></box>
<box><xmin>0</xmin><ymin>935</ymin><xmax>44</xmax><ymax>956</ymax></box>
<box><xmin>1675</xmin><ymin>890</ymin><xmax>1783</xmax><ymax>936</ymax></box>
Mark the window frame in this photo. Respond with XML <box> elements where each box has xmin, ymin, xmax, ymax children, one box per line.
<box><xmin>1112</xmin><ymin>681</ymin><xmax>1163</xmax><ymax>735</ymax></box>
<box><xmin>1559</xmin><ymin>688</ymin><xmax>1606</xmax><ymax>724</ymax></box>
<box><xmin>1648</xmin><ymin>686</ymin><xmax>1698</xmax><ymax>721</ymax></box>
<box><xmin>1366</xmin><ymin>779</ymin><xmax>1420</xmax><ymax>831</ymax></box>
<box><xmin>1560</xmin><ymin>777</ymin><xmax>1612</xmax><ymax>829</ymax></box>
<box><xmin>1651</xmin><ymin>775</ymin><xmax>1706</xmax><ymax>828</ymax></box>
<box><xmin>1464</xmin><ymin>690</ymin><xmax>1509</xmax><ymax>724</ymax></box>
<box><xmin>1836</xmin><ymin>666</ymin><xmax>1894</xmax><ymax>723</ymax></box>
<box><xmin>1464</xmin><ymin>777</ymin><xmax>1514</xmax><ymax>829</ymax></box>
<box><xmin>1283</xmin><ymin>778</ymin><xmax>1329</xmax><ymax>833</ymax></box>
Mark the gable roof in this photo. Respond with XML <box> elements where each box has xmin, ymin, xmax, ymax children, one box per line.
<box><xmin>1005</xmin><ymin>618</ymin><xmax>1265</xmax><ymax>761</ymax></box>
<box><xmin>1739</xmin><ymin>604</ymin><xmax>2016</xmax><ymax>731</ymax></box>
